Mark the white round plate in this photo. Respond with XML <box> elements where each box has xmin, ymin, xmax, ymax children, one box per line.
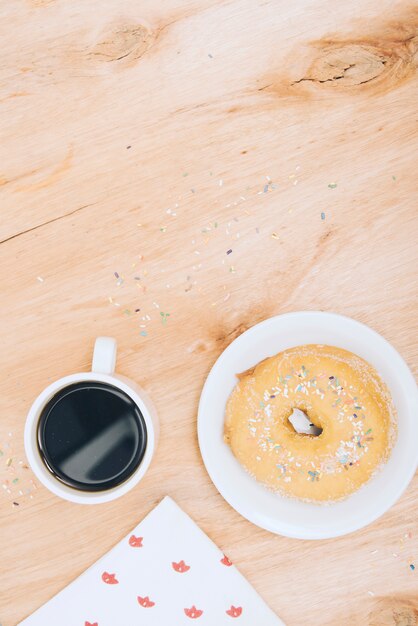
<box><xmin>197</xmin><ymin>311</ymin><xmax>418</xmax><ymax>539</ymax></box>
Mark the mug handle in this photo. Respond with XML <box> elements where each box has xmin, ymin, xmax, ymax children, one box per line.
<box><xmin>92</xmin><ymin>337</ymin><xmax>117</xmax><ymax>374</ymax></box>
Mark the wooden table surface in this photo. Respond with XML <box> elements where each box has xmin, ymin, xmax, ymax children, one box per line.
<box><xmin>1</xmin><ymin>1</ymin><xmax>417</xmax><ymax>624</ymax></box>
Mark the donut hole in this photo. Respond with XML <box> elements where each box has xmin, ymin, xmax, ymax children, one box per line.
<box><xmin>288</xmin><ymin>408</ymin><xmax>323</xmax><ymax>437</ymax></box>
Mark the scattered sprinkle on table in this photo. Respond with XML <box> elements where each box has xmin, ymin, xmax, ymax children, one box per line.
<box><xmin>321</xmin><ymin>212</ymin><xmax>326</xmax><ymax>220</ymax></box>
<box><xmin>410</xmin><ymin>564</ymin><xmax>415</xmax><ymax>571</ymax></box>
<box><xmin>36</xmin><ymin>276</ymin><xmax>44</xmax><ymax>282</ymax></box>
<box><xmin>328</xmin><ymin>182</ymin><xmax>337</xmax><ymax>189</ymax></box>
<box><xmin>114</xmin><ymin>272</ymin><xmax>124</xmax><ymax>286</ymax></box>
<box><xmin>226</xmin><ymin>249</ymin><xmax>232</xmax><ymax>255</ymax></box>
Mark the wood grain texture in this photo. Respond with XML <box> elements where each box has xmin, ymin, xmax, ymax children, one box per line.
<box><xmin>0</xmin><ymin>1</ymin><xmax>417</xmax><ymax>624</ymax></box>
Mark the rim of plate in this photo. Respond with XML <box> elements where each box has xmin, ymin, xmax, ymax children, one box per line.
<box><xmin>197</xmin><ymin>311</ymin><xmax>418</xmax><ymax>539</ymax></box>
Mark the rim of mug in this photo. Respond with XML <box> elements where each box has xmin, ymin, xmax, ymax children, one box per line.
<box><xmin>24</xmin><ymin>372</ymin><xmax>157</xmax><ymax>504</ymax></box>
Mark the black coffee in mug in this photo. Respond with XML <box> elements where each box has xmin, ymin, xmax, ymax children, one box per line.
<box><xmin>37</xmin><ymin>382</ymin><xmax>147</xmax><ymax>492</ymax></box>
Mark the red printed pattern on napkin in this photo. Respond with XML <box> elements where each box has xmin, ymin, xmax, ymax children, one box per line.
<box><xmin>129</xmin><ymin>535</ymin><xmax>143</xmax><ymax>548</ymax></box>
<box><xmin>172</xmin><ymin>559</ymin><xmax>190</xmax><ymax>573</ymax></box>
<box><xmin>101</xmin><ymin>572</ymin><xmax>118</xmax><ymax>585</ymax></box>
<box><xmin>138</xmin><ymin>596</ymin><xmax>155</xmax><ymax>608</ymax></box>
<box><xmin>227</xmin><ymin>606</ymin><xmax>243</xmax><ymax>617</ymax></box>
<box><xmin>184</xmin><ymin>606</ymin><xmax>203</xmax><ymax>619</ymax></box>
<box><xmin>101</xmin><ymin>543</ymin><xmax>242</xmax><ymax>619</ymax></box>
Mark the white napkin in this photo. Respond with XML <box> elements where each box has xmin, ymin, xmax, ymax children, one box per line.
<box><xmin>20</xmin><ymin>497</ymin><xmax>284</xmax><ymax>625</ymax></box>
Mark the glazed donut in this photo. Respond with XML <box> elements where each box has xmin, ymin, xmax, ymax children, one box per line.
<box><xmin>224</xmin><ymin>345</ymin><xmax>396</xmax><ymax>502</ymax></box>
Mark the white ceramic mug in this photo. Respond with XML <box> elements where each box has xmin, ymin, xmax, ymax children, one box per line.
<box><xmin>24</xmin><ymin>337</ymin><xmax>159</xmax><ymax>504</ymax></box>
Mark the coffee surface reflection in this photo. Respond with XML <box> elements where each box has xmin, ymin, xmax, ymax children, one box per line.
<box><xmin>37</xmin><ymin>382</ymin><xmax>147</xmax><ymax>491</ymax></box>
